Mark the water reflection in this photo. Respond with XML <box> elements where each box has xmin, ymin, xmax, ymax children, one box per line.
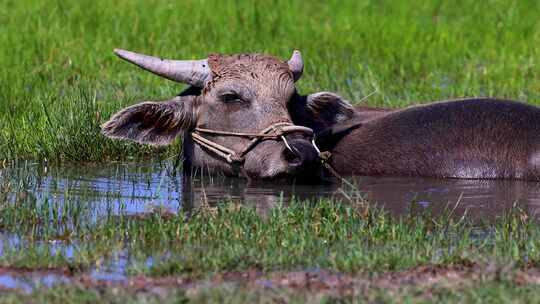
<box><xmin>185</xmin><ymin>173</ymin><xmax>540</xmax><ymax>220</ymax></box>
<box><xmin>2</xmin><ymin>160</ymin><xmax>540</xmax><ymax>220</ymax></box>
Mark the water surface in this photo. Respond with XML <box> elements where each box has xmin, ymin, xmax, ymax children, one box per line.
<box><xmin>3</xmin><ymin>160</ymin><xmax>540</xmax><ymax>220</ymax></box>
<box><xmin>2</xmin><ymin>160</ymin><xmax>540</xmax><ymax>291</ymax></box>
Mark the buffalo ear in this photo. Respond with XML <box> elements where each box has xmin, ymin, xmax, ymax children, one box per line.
<box><xmin>101</xmin><ymin>96</ymin><xmax>198</xmax><ymax>146</ymax></box>
<box><xmin>289</xmin><ymin>91</ymin><xmax>355</xmax><ymax>132</ymax></box>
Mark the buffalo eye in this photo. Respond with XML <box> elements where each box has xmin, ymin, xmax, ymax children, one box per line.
<box><xmin>220</xmin><ymin>92</ymin><xmax>244</xmax><ymax>104</ymax></box>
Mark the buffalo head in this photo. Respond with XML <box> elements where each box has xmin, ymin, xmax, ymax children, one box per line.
<box><xmin>102</xmin><ymin>49</ymin><xmax>355</xmax><ymax>179</ymax></box>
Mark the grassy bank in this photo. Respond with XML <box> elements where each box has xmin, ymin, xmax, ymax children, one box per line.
<box><xmin>1</xmin><ymin>195</ymin><xmax>540</xmax><ymax>301</ymax></box>
<box><xmin>2</xmin><ymin>281</ymin><xmax>540</xmax><ymax>304</ymax></box>
<box><xmin>0</xmin><ymin>184</ymin><xmax>538</xmax><ymax>276</ymax></box>
<box><xmin>1</xmin><ymin>0</ymin><xmax>540</xmax><ymax>161</ymax></box>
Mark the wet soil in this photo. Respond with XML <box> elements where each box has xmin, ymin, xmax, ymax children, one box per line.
<box><xmin>1</xmin><ymin>263</ymin><xmax>539</xmax><ymax>296</ymax></box>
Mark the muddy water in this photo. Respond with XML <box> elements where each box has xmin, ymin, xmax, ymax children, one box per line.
<box><xmin>3</xmin><ymin>160</ymin><xmax>540</xmax><ymax>220</ymax></box>
<box><xmin>2</xmin><ymin>160</ymin><xmax>540</xmax><ymax>291</ymax></box>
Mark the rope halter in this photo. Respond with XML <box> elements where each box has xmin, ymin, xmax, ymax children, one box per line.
<box><xmin>190</xmin><ymin>122</ymin><xmax>315</xmax><ymax>165</ymax></box>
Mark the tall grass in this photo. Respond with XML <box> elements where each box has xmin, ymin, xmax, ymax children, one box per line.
<box><xmin>1</xmin><ymin>0</ymin><xmax>540</xmax><ymax>161</ymax></box>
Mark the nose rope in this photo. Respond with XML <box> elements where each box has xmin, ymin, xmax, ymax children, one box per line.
<box><xmin>190</xmin><ymin>122</ymin><xmax>344</xmax><ymax>180</ymax></box>
<box><xmin>190</xmin><ymin>122</ymin><xmax>313</xmax><ymax>165</ymax></box>
<box><xmin>310</xmin><ymin>137</ymin><xmax>344</xmax><ymax>181</ymax></box>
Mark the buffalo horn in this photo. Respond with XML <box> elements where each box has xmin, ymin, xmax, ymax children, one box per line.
<box><xmin>287</xmin><ymin>50</ymin><xmax>303</xmax><ymax>82</ymax></box>
<box><xmin>114</xmin><ymin>49</ymin><xmax>211</xmax><ymax>87</ymax></box>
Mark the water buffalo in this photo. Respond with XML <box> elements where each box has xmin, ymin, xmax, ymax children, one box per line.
<box><xmin>102</xmin><ymin>50</ymin><xmax>540</xmax><ymax>181</ymax></box>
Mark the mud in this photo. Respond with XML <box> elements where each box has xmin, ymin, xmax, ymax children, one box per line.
<box><xmin>1</xmin><ymin>264</ymin><xmax>539</xmax><ymax>296</ymax></box>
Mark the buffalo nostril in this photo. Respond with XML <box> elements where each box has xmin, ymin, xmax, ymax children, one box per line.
<box><xmin>283</xmin><ymin>147</ymin><xmax>303</xmax><ymax>166</ymax></box>
<box><xmin>283</xmin><ymin>138</ymin><xmax>319</xmax><ymax>170</ymax></box>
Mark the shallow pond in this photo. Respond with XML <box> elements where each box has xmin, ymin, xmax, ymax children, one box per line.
<box><xmin>3</xmin><ymin>160</ymin><xmax>539</xmax><ymax>220</ymax></box>
<box><xmin>1</xmin><ymin>160</ymin><xmax>540</xmax><ymax>290</ymax></box>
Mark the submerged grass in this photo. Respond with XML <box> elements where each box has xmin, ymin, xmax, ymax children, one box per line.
<box><xmin>1</xmin><ymin>0</ymin><xmax>540</xmax><ymax>161</ymax></box>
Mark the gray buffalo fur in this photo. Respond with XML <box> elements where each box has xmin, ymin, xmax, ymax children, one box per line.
<box><xmin>324</xmin><ymin>98</ymin><xmax>540</xmax><ymax>180</ymax></box>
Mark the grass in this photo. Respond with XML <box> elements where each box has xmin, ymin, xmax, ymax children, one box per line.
<box><xmin>2</xmin><ymin>193</ymin><xmax>540</xmax><ymax>302</ymax></box>
<box><xmin>2</xmin><ymin>282</ymin><xmax>540</xmax><ymax>304</ymax></box>
<box><xmin>1</xmin><ymin>0</ymin><xmax>540</xmax><ymax>161</ymax></box>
